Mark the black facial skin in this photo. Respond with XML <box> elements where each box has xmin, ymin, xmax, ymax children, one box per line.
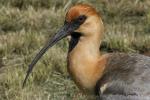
<box><xmin>22</xmin><ymin>15</ymin><xmax>87</xmax><ymax>87</ymax></box>
<box><xmin>69</xmin><ymin>32</ymin><xmax>81</xmax><ymax>52</ymax></box>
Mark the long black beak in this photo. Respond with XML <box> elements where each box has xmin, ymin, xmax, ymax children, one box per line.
<box><xmin>22</xmin><ymin>22</ymin><xmax>79</xmax><ymax>87</ymax></box>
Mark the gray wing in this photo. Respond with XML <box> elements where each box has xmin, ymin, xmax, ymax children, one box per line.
<box><xmin>98</xmin><ymin>53</ymin><xmax>150</xmax><ymax>100</ymax></box>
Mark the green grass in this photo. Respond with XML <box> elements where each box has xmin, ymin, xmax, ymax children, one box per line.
<box><xmin>0</xmin><ymin>0</ymin><xmax>150</xmax><ymax>100</ymax></box>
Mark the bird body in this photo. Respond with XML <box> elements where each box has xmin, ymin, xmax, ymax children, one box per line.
<box><xmin>23</xmin><ymin>4</ymin><xmax>150</xmax><ymax>99</ymax></box>
<box><xmin>96</xmin><ymin>53</ymin><xmax>150</xmax><ymax>97</ymax></box>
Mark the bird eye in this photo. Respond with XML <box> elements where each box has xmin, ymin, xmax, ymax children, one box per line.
<box><xmin>78</xmin><ymin>15</ymin><xmax>86</xmax><ymax>23</ymax></box>
<box><xmin>79</xmin><ymin>17</ymin><xmax>84</xmax><ymax>21</ymax></box>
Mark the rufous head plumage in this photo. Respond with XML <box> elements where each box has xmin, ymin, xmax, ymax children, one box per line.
<box><xmin>66</xmin><ymin>4</ymin><xmax>104</xmax><ymax>37</ymax></box>
<box><xmin>66</xmin><ymin>4</ymin><xmax>99</xmax><ymax>22</ymax></box>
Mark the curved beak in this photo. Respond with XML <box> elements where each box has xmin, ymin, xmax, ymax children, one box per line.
<box><xmin>22</xmin><ymin>22</ymin><xmax>79</xmax><ymax>87</ymax></box>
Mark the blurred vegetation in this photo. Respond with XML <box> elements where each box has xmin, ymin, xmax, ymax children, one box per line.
<box><xmin>0</xmin><ymin>0</ymin><xmax>150</xmax><ymax>100</ymax></box>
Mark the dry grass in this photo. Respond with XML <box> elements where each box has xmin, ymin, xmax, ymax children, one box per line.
<box><xmin>0</xmin><ymin>0</ymin><xmax>150</xmax><ymax>100</ymax></box>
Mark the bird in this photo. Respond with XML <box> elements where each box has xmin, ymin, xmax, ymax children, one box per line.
<box><xmin>23</xmin><ymin>4</ymin><xmax>150</xmax><ymax>100</ymax></box>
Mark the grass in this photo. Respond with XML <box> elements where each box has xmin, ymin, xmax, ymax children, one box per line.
<box><xmin>0</xmin><ymin>0</ymin><xmax>150</xmax><ymax>100</ymax></box>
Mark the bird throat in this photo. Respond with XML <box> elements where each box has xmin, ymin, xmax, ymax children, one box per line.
<box><xmin>67</xmin><ymin>32</ymin><xmax>104</xmax><ymax>93</ymax></box>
